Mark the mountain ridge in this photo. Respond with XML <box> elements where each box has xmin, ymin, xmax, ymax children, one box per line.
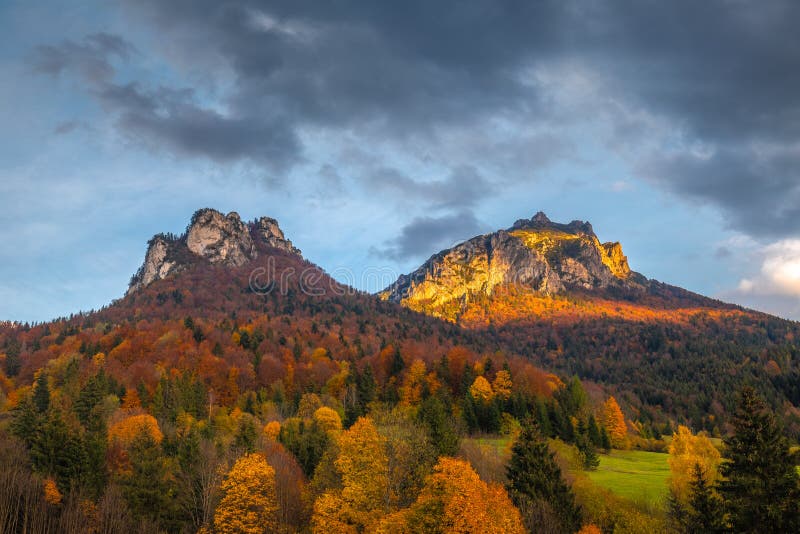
<box><xmin>2</xmin><ymin>207</ymin><xmax>799</xmax><ymax>436</ymax></box>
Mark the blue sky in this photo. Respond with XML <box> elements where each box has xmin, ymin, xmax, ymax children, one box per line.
<box><xmin>2</xmin><ymin>0</ymin><xmax>800</xmax><ymax>322</ymax></box>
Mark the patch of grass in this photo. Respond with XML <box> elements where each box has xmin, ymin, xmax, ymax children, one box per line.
<box><xmin>464</xmin><ymin>436</ymin><xmax>671</xmax><ymax>511</ymax></box>
<box><xmin>585</xmin><ymin>450</ymin><xmax>670</xmax><ymax>508</ymax></box>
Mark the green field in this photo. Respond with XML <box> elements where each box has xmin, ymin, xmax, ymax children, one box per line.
<box><xmin>585</xmin><ymin>450</ymin><xmax>670</xmax><ymax>507</ymax></box>
<box><xmin>463</xmin><ymin>437</ymin><xmax>672</xmax><ymax>509</ymax></box>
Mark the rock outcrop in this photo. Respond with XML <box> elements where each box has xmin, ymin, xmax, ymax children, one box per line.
<box><xmin>255</xmin><ymin>216</ymin><xmax>301</xmax><ymax>255</ymax></box>
<box><xmin>380</xmin><ymin>211</ymin><xmax>647</xmax><ymax>318</ymax></box>
<box><xmin>186</xmin><ymin>209</ymin><xmax>255</xmax><ymax>266</ymax></box>
<box><xmin>127</xmin><ymin>208</ymin><xmax>301</xmax><ymax>294</ymax></box>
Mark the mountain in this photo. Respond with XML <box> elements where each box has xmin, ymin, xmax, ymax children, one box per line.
<box><xmin>2</xmin><ymin>208</ymin><xmax>799</xmax><ymax>437</ymax></box>
<box><xmin>381</xmin><ymin>212</ymin><xmax>800</xmax><ymax>434</ymax></box>
<box><xmin>127</xmin><ymin>208</ymin><xmax>301</xmax><ymax>294</ymax></box>
<box><xmin>1</xmin><ymin>208</ymin><xmax>563</xmax><ymax>427</ymax></box>
<box><xmin>381</xmin><ymin>211</ymin><xmax>732</xmax><ymax>324</ymax></box>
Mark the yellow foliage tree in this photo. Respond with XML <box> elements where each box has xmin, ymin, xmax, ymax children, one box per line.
<box><xmin>264</xmin><ymin>420</ymin><xmax>281</xmax><ymax>440</ymax></box>
<box><xmin>312</xmin><ymin>417</ymin><xmax>389</xmax><ymax>533</ymax></box>
<box><xmin>399</xmin><ymin>359</ymin><xmax>427</xmax><ymax>406</ymax></box>
<box><xmin>108</xmin><ymin>414</ymin><xmax>163</xmax><ymax>448</ymax></box>
<box><xmin>603</xmin><ymin>396</ymin><xmax>628</xmax><ymax>449</ymax></box>
<box><xmin>214</xmin><ymin>453</ymin><xmax>279</xmax><ymax>534</ymax></box>
<box><xmin>469</xmin><ymin>375</ymin><xmax>494</xmax><ymax>402</ymax></box>
<box><xmin>311</xmin><ymin>492</ymin><xmax>359</xmax><ymax>534</ymax></box>
<box><xmin>405</xmin><ymin>457</ymin><xmax>524</xmax><ymax>533</ymax></box>
<box><xmin>492</xmin><ymin>370</ymin><xmax>513</xmax><ymax>401</ymax></box>
<box><xmin>313</xmin><ymin>406</ymin><xmax>343</xmax><ymax>434</ymax></box>
<box><xmin>668</xmin><ymin>425</ymin><xmax>721</xmax><ymax>503</ymax></box>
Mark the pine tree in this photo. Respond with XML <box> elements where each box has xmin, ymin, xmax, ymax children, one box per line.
<box><xmin>506</xmin><ymin>422</ymin><xmax>582</xmax><ymax>533</ymax></box>
<box><xmin>119</xmin><ymin>429</ymin><xmax>174</xmax><ymax>527</ymax></box>
<box><xmin>600</xmin><ymin>426</ymin><xmax>612</xmax><ymax>451</ymax></box>
<box><xmin>417</xmin><ymin>394</ymin><xmax>460</xmax><ymax>456</ymax></box>
<box><xmin>587</xmin><ymin>414</ymin><xmax>602</xmax><ymax>448</ymax></box>
<box><xmin>575</xmin><ymin>420</ymin><xmax>599</xmax><ymax>471</ymax></box>
<box><xmin>683</xmin><ymin>463</ymin><xmax>726</xmax><ymax>533</ymax></box>
<box><xmin>718</xmin><ymin>387</ymin><xmax>800</xmax><ymax>533</ymax></box>
<box><xmin>33</xmin><ymin>372</ymin><xmax>50</xmax><ymax>413</ymax></box>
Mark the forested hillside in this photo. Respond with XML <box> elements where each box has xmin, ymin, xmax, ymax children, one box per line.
<box><xmin>1</xmin><ymin>211</ymin><xmax>799</xmax><ymax>532</ymax></box>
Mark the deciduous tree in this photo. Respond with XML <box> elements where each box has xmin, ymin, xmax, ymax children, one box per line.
<box><xmin>602</xmin><ymin>396</ymin><xmax>627</xmax><ymax>449</ymax></box>
<box><xmin>667</xmin><ymin>425</ymin><xmax>720</xmax><ymax>504</ymax></box>
<box><xmin>405</xmin><ymin>457</ymin><xmax>524</xmax><ymax>533</ymax></box>
<box><xmin>214</xmin><ymin>453</ymin><xmax>279</xmax><ymax>534</ymax></box>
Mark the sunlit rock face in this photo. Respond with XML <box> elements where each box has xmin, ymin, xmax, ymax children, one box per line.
<box><xmin>380</xmin><ymin>211</ymin><xmax>645</xmax><ymax>320</ymax></box>
<box><xmin>127</xmin><ymin>208</ymin><xmax>300</xmax><ymax>294</ymax></box>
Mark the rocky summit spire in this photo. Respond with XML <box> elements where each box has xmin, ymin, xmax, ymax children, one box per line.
<box><xmin>532</xmin><ymin>211</ymin><xmax>551</xmax><ymax>224</ymax></box>
<box><xmin>127</xmin><ymin>208</ymin><xmax>301</xmax><ymax>295</ymax></box>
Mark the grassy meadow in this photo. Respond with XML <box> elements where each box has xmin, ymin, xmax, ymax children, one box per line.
<box><xmin>585</xmin><ymin>450</ymin><xmax>670</xmax><ymax>507</ymax></box>
<box><xmin>463</xmin><ymin>436</ymin><xmax>671</xmax><ymax>509</ymax></box>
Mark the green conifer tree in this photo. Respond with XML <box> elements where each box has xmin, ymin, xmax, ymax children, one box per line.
<box><xmin>33</xmin><ymin>372</ymin><xmax>50</xmax><ymax>413</ymax></box>
<box><xmin>684</xmin><ymin>463</ymin><xmax>726</xmax><ymax>533</ymax></box>
<box><xmin>506</xmin><ymin>422</ymin><xmax>582</xmax><ymax>533</ymax></box>
<box><xmin>718</xmin><ymin>387</ymin><xmax>800</xmax><ymax>533</ymax></box>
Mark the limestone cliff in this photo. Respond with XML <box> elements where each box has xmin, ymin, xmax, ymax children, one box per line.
<box><xmin>127</xmin><ymin>208</ymin><xmax>301</xmax><ymax>294</ymax></box>
<box><xmin>380</xmin><ymin>211</ymin><xmax>647</xmax><ymax>319</ymax></box>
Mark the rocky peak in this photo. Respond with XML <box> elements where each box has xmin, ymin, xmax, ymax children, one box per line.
<box><xmin>186</xmin><ymin>209</ymin><xmax>255</xmax><ymax>267</ymax></box>
<box><xmin>127</xmin><ymin>208</ymin><xmax>301</xmax><ymax>295</ymax></box>
<box><xmin>255</xmin><ymin>216</ymin><xmax>301</xmax><ymax>255</ymax></box>
<box><xmin>380</xmin><ymin>212</ymin><xmax>643</xmax><ymax>320</ymax></box>
<box><xmin>511</xmin><ymin>211</ymin><xmax>595</xmax><ymax>237</ymax></box>
<box><xmin>532</xmin><ymin>211</ymin><xmax>550</xmax><ymax>224</ymax></box>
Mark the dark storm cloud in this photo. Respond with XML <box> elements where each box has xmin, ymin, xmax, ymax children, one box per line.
<box><xmin>34</xmin><ymin>0</ymin><xmax>800</xmax><ymax>236</ymax></box>
<box><xmin>373</xmin><ymin>211</ymin><xmax>485</xmax><ymax>261</ymax></box>
<box><xmin>94</xmin><ymin>82</ymin><xmax>299</xmax><ymax>168</ymax></box>
<box><xmin>364</xmin><ymin>166</ymin><xmax>492</xmax><ymax>209</ymax></box>
<box><xmin>639</xmin><ymin>146</ymin><xmax>800</xmax><ymax>238</ymax></box>
<box><xmin>32</xmin><ymin>32</ymin><xmax>135</xmax><ymax>83</ymax></box>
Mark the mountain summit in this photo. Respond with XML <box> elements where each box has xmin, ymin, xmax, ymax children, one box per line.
<box><xmin>127</xmin><ymin>208</ymin><xmax>300</xmax><ymax>294</ymax></box>
<box><xmin>380</xmin><ymin>212</ymin><xmax>682</xmax><ymax>321</ymax></box>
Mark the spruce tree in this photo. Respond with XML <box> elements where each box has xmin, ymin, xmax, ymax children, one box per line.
<box><xmin>718</xmin><ymin>387</ymin><xmax>800</xmax><ymax>533</ymax></box>
<box><xmin>33</xmin><ymin>372</ymin><xmax>50</xmax><ymax>413</ymax></box>
<box><xmin>587</xmin><ymin>414</ymin><xmax>602</xmax><ymax>448</ymax></box>
<box><xmin>506</xmin><ymin>421</ymin><xmax>582</xmax><ymax>533</ymax></box>
<box><xmin>120</xmin><ymin>429</ymin><xmax>173</xmax><ymax>528</ymax></box>
<box><xmin>683</xmin><ymin>463</ymin><xmax>726</xmax><ymax>533</ymax></box>
<box><xmin>575</xmin><ymin>420</ymin><xmax>599</xmax><ymax>471</ymax></box>
<box><xmin>418</xmin><ymin>394</ymin><xmax>459</xmax><ymax>456</ymax></box>
<box><xmin>600</xmin><ymin>426</ymin><xmax>612</xmax><ymax>451</ymax></box>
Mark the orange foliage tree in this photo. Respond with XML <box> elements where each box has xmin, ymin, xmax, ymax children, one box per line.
<box><xmin>602</xmin><ymin>396</ymin><xmax>628</xmax><ymax>449</ymax></box>
<box><xmin>400</xmin><ymin>457</ymin><xmax>524</xmax><ymax>533</ymax></box>
<box><xmin>108</xmin><ymin>414</ymin><xmax>163</xmax><ymax>448</ymax></box>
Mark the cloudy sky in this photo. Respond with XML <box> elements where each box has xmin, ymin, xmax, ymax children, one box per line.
<box><xmin>2</xmin><ymin>0</ymin><xmax>800</xmax><ymax>322</ymax></box>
